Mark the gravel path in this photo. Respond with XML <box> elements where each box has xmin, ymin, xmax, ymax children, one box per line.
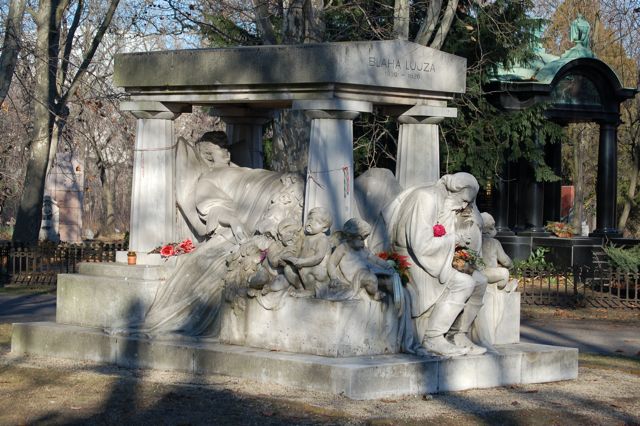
<box><xmin>0</xmin><ymin>349</ymin><xmax>638</xmax><ymax>425</ymax></box>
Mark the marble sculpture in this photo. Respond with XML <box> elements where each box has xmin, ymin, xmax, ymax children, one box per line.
<box><xmin>110</xmin><ymin>132</ymin><xmax>518</xmax><ymax>357</ymax></box>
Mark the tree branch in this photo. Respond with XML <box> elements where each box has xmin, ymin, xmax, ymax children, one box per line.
<box><xmin>60</xmin><ymin>0</ymin><xmax>120</xmax><ymax>106</ymax></box>
<box><xmin>58</xmin><ymin>0</ymin><xmax>84</xmax><ymax>91</ymax></box>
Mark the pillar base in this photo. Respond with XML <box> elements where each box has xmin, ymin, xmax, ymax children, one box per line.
<box><xmin>589</xmin><ymin>228</ymin><xmax>622</xmax><ymax>238</ymax></box>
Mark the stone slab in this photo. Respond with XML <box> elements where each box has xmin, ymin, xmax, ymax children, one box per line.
<box><xmin>77</xmin><ymin>261</ymin><xmax>173</xmax><ymax>280</ymax></box>
<box><xmin>115</xmin><ymin>40</ymin><xmax>466</xmax><ymax>97</ymax></box>
<box><xmin>56</xmin><ymin>273</ymin><xmax>162</xmax><ymax>328</ymax></box>
<box><xmin>11</xmin><ymin>322</ymin><xmax>578</xmax><ymax>400</ymax></box>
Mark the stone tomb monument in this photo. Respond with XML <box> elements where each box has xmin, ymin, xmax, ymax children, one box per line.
<box><xmin>11</xmin><ymin>41</ymin><xmax>577</xmax><ymax>399</ymax></box>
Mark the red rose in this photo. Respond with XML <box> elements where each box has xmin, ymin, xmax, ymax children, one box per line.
<box><xmin>179</xmin><ymin>239</ymin><xmax>194</xmax><ymax>253</ymax></box>
<box><xmin>433</xmin><ymin>224</ymin><xmax>446</xmax><ymax>237</ymax></box>
<box><xmin>160</xmin><ymin>245</ymin><xmax>175</xmax><ymax>257</ymax></box>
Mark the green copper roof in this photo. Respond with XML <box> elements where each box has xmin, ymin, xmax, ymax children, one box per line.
<box><xmin>490</xmin><ymin>15</ymin><xmax>597</xmax><ymax>83</ymax></box>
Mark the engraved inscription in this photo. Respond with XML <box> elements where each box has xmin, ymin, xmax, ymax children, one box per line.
<box><xmin>368</xmin><ymin>56</ymin><xmax>436</xmax><ymax>78</ymax></box>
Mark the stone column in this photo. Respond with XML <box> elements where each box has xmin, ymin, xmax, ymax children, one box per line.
<box><xmin>592</xmin><ymin>122</ymin><xmax>620</xmax><ymax>237</ymax></box>
<box><xmin>494</xmin><ymin>162</ymin><xmax>513</xmax><ymax>235</ymax></box>
<box><xmin>121</xmin><ymin>101</ymin><xmax>191</xmax><ymax>254</ymax></box>
<box><xmin>213</xmin><ymin>107</ymin><xmax>271</xmax><ymax>169</ymax></box>
<box><xmin>395</xmin><ymin>103</ymin><xmax>457</xmax><ymax>189</ymax></box>
<box><xmin>518</xmin><ymin>131</ymin><xmax>550</xmax><ymax>236</ymax></box>
<box><xmin>292</xmin><ymin>100</ymin><xmax>372</xmax><ymax>232</ymax></box>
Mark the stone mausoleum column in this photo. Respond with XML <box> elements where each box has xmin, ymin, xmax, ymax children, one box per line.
<box><xmin>518</xmin><ymin>131</ymin><xmax>550</xmax><ymax>236</ymax></box>
<box><xmin>395</xmin><ymin>103</ymin><xmax>457</xmax><ymax>188</ymax></box>
<box><xmin>213</xmin><ymin>107</ymin><xmax>271</xmax><ymax>169</ymax></box>
<box><xmin>121</xmin><ymin>101</ymin><xmax>191</xmax><ymax>253</ymax></box>
<box><xmin>293</xmin><ymin>99</ymin><xmax>372</xmax><ymax>232</ymax></box>
<box><xmin>592</xmin><ymin>122</ymin><xmax>620</xmax><ymax>237</ymax></box>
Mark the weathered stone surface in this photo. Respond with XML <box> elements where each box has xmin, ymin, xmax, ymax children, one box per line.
<box><xmin>56</xmin><ymin>270</ymin><xmax>162</xmax><ymax>328</ymax></box>
<box><xmin>11</xmin><ymin>322</ymin><xmax>579</xmax><ymax>399</ymax></box>
<box><xmin>396</xmin><ymin>123</ymin><xmax>440</xmax><ymax>188</ymax></box>
<box><xmin>115</xmin><ymin>41</ymin><xmax>466</xmax><ymax>101</ymax></box>
<box><xmin>219</xmin><ymin>296</ymin><xmax>400</xmax><ymax>357</ymax></box>
<box><xmin>11</xmin><ymin>322</ymin><xmax>116</xmax><ymax>363</ymax></box>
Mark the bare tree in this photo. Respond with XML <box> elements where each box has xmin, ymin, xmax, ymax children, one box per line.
<box><xmin>0</xmin><ymin>0</ymin><xmax>26</xmax><ymax>105</ymax></box>
<box><xmin>12</xmin><ymin>0</ymin><xmax>120</xmax><ymax>243</ymax></box>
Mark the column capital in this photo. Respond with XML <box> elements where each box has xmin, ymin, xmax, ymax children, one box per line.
<box><xmin>121</xmin><ymin>101</ymin><xmax>192</xmax><ymax>120</ymax></box>
<box><xmin>397</xmin><ymin>104</ymin><xmax>457</xmax><ymax>124</ymax></box>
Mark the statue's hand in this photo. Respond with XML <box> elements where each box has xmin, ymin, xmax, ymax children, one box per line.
<box><xmin>283</xmin><ymin>256</ymin><xmax>299</xmax><ymax>267</ymax></box>
<box><xmin>455</xmin><ymin>232</ymin><xmax>469</xmax><ymax>247</ymax></box>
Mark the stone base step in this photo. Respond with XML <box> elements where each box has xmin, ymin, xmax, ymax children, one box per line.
<box><xmin>11</xmin><ymin>322</ymin><xmax>578</xmax><ymax>400</ymax></box>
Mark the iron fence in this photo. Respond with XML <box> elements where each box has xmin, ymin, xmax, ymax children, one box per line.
<box><xmin>0</xmin><ymin>242</ymin><xmax>126</xmax><ymax>286</ymax></box>
<box><xmin>514</xmin><ymin>266</ymin><xmax>640</xmax><ymax>309</ymax></box>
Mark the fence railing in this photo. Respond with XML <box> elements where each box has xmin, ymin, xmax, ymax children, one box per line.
<box><xmin>0</xmin><ymin>242</ymin><xmax>126</xmax><ymax>286</ymax></box>
<box><xmin>514</xmin><ymin>266</ymin><xmax>640</xmax><ymax>309</ymax></box>
<box><xmin>2</xmin><ymin>243</ymin><xmax>638</xmax><ymax>309</ymax></box>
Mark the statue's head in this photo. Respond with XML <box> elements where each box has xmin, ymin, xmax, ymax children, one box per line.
<box><xmin>440</xmin><ymin>172</ymin><xmax>479</xmax><ymax>213</ymax></box>
<box><xmin>277</xmin><ymin>217</ymin><xmax>302</xmax><ymax>247</ymax></box>
<box><xmin>342</xmin><ymin>218</ymin><xmax>371</xmax><ymax>250</ymax></box>
<box><xmin>481</xmin><ymin>212</ymin><xmax>497</xmax><ymax>237</ymax></box>
<box><xmin>196</xmin><ymin>131</ymin><xmax>231</xmax><ymax>166</ymax></box>
<box><xmin>305</xmin><ymin>207</ymin><xmax>332</xmax><ymax>235</ymax></box>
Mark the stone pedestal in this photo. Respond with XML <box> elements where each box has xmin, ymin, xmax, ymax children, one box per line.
<box><xmin>56</xmin><ymin>262</ymin><xmax>172</xmax><ymax>328</ymax></box>
<box><xmin>121</xmin><ymin>102</ymin><xmax>191</xmax><ymax>254</ymax></box>
<box><xmin>293</xmin><ymin>100</ymin><xmax>372</xmax><ymax>231</ymax></box>
<box><xmin>219</xmin><ymin>296</ymin><xmax>399</xmax><ymax>357</ymax></box>
<box><xmin>11</xmin><ymin>322</ymin><xmax>579</xmax><ymax>399</ymax></box>
<box><xmin>395</xmin><ymin>104</ymin><xmax>456</xmax><ymax>189</ymax></box>
<box><xmin>472</xmin><ymin>286</ymin><xmax>521</xmax><ymax>345</ymax></box>
<box><xmin>12</xmin><ymin>260</ymin><xmax>579</xmax><ymax>399</ymax></box>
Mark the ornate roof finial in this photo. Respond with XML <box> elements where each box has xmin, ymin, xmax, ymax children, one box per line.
<box><xmin>570</xmin><ymin>13</ymin><xmax>591</xmax><ymax>49</ymax></box>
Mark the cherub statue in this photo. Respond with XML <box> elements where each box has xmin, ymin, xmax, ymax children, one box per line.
<box><xmin>283</xmin><ymin>207</ymin><xmax>332</xmax><ymax>296</ymax></box>
<box><xmin>247</xmin><ymin>217</ymin><xmax>303</xmax><ymax>297</ymax></box>
<box><xmin>481</xmin><ymin>212</ymin><xmax>518</xmax><ymax>292</ymax></box>
<box><xmin>328</xmin><ymin>218</ymin><xmax>395</xmax><ymax>301</ymax></box>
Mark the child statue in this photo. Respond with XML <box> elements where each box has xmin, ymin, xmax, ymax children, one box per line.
<box><xmin>247</xmin><ymin>217</ymin><xmax>303</xmax><ymax>296</ymax></box>
<box><xmin>481</xmin><ymin>212</ymin><xmax>518</xmax><ymax>292</ymax></box>
<box><xmin>283</xmin><ymin>207</ymin><xmax>332</xmax><ymax>296</ymax></box>
<box><xmin>327</xmin><ymin>218</ymin><xmax>395</xmax><ymax>301</ymax></box>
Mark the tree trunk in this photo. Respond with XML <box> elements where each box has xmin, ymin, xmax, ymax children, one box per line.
<box><xmin>12</xmin><ymin>0</ymin><xmax>58</xmax><ymax>243</ymax></box>
<box><xmin>0</xmin><ymin>0</ymin><xmax>26</xmax><ymax>105</ymax></box>
<box><xmin>269</xmin><ymin>0</ymin><xmax>325</xmax><ymax>173</ymax></box>
<box><xmin>393</xmin><ymin>0</ymin><xmax>410</xmax><ymax>40</ymax></box>
<box><xmin>100</xmin><ymin>166</ymin><xmax>116</xmax><ymax>236</ymax></box>
<box><xmin>617</xmin><ymin>144</ymin><xmax>639</xmax><ymax>233</ymax></box>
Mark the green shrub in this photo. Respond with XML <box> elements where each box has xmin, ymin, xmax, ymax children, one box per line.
<box><xmin>602</xmin><ymin>244</ymin><xmax>640</xmax><ymax>273</ymax></box>
<box><xmin>513</xmin><ymin>247</ymin><xmax>553</xmax><ymax>272</ymax></box>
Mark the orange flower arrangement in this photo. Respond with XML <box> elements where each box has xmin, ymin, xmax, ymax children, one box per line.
<box><xmin>377</xmin><ymin>251</ymin><xmax>411</xmax><ymax>283</ymax></box>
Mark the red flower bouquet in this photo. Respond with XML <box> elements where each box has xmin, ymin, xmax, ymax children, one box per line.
<box><xmin>433</xmin><ymin>223</ymin><xmax>446</xmax><ymax>237</ymax></box>
<box><xmin>151</xmin><ymin>238</ymin><xmax>196</xmax><ymax>258</ymax></box>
